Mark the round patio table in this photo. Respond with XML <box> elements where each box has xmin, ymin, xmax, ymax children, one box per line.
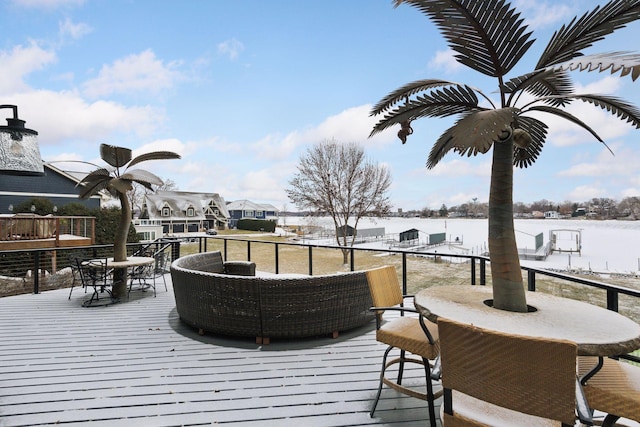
<box><xmin>102</xmin><ymin>256</ymin><xmax>155</xmax><ymax>269</ymax></box>
<box><xmin>82</xmin><ymin>257</ymin><xmax>155</xmax><ymax>307</ymax></box>
<box><xmin>414</xmin><ymin>285</ymin><xmax>640</xmax><ymax>357</ymax></box>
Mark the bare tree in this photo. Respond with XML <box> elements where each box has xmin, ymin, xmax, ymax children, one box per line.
<box><xmin>286</xmin><ymin>140</ymin><xmax>392</xmax><ymax>264</ymax></box>
<box><xmin>129</xmin><ymin>178</ymin><xmax>178</xmax><ymax>216</ymax></box>
<box><xmin>619</xmin><ymin>196</ymin><xmax>640</xmax><ymax>219</ymax></box>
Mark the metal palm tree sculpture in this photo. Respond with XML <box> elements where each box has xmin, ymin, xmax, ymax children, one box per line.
<box><xmin>371</xmin><ymin>0</ymin><xmax>640</xmax><ymax>312</ymax></box>
<box><xmin>79</xmin><ymin>143</ymin><xmax>180</xmax><ymax>297</ymax></box>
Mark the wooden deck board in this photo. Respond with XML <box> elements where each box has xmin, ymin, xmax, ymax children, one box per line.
<box><xmin>0</xmin><ymin>275</ymin><xmax>441</xmax><ymax>426</ymax></box>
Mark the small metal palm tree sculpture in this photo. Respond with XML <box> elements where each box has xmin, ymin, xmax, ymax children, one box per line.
<box><xmin>79</xmin><ymin>143</ymin><xmax>180</xmax><ymax>298</ymax></box>
<box><xmin>371</xmin><ymin>0</ymin><xmax>640</xmax><ymax>312</ymax></box>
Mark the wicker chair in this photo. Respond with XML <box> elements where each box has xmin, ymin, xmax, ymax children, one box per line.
<box><xmin>365</xmin><ymin>266</ymin><xmax>440</xmax><ymax>427</ymax></box>
<box><xmin>437</xmin><ymin>317</ymin><xmax>592</xmax><ymax>427</ymax></box>
<box><xmin>578</xmin><ymin>356</ymin><xmax>640</xmax><ymax>426</ymax></box>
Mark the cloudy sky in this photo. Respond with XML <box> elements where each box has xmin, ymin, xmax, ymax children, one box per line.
<box><xmin>2</xmin><ymin>0</ymin><xmax>640</xmax><ymax>211</ymax></box>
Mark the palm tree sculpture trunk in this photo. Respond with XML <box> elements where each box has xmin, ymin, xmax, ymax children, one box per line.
<box><xmin>111</xmin><ymin>191</ymin><xmax>132</xmax><ymax>298</ymax></box>
<box><xmin>488</xmin><ymin>131</ymin><xmax>527</xmax><ymax>311</ymax></box>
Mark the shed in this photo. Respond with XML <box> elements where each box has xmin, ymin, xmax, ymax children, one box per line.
<box><xmin>400</xmin><ymin>228</ymin><xmax>419</xmax><ymax>242</ymax></box>
<box><xmin>336</xmin><ymin>225</ymin><xmax>356</xmax><ymax>237</ymax></box>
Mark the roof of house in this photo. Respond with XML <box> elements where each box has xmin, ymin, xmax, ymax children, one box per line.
<box><xmin>144</xmin><ymin>191</ymin><xmax>229</xmax><ymax>221</ymax></box>
<box><xmin>226</xmin><ymin>199</ymin><xmax>279</xmax><ymax>212</ymax></box>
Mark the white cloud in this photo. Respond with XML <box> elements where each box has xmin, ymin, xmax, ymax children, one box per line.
<box><xmin>7</xmin><ymin>89</ymin><xmax>164</xmax><ymax>146</ymax></box>
<box><xmin>567</xmin><ymin>184</ymin><xmax>605</xmax><ymax>202</ymax></box>
<box><xmin>428</xmin><ymin>49</ymin><xmax>462</xmax><ymax>73</ymax></box>
<box><xmin>249</xmin><ymin>104</ymin><xmax>382</xmax><ymax>162</ymax></box>
<box><xmin>513</xmin><ymin>0</ymin><xmax>574</xmax><ymax>30</ymax></box>
<box><xmin>217</xmin><ymin>38</ymin><xmax>244</xmax><ymax>61</ymax></box>
<box><xmin>428</xmin><ymin>158</ymin><xmax>491</xmax><ymax>177</ymax></box>
<box><xmin>11</xmin><ymin>0</ymin><xmax>84</xmax><ymax>8</ymax></box>
<box><xmin>82</xmin><ymin>50</ymin><xmax>183</xmax><ymax>98</ymax></box>
<box><xmin>0</xmin><ymin>42</ymin><xmax>57</xmax><ymax>94</ymax></box>
<box><xmin>59</xmin><ymin>17</ymin><xmax>92</xmax><ymax>41</ymax></box>
<box><xmin>620</xmin><ymin>187</ymin><xmax>640</xmax><ymax>198</ymax></box>
<box><xmin>558</xmin><ymin>145</ymin><xmax>639</xmax><ymax>178</ymax></box>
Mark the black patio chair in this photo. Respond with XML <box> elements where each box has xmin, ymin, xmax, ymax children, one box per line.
<box><xmin>128</xmin><ymin>250</ymin><xmax>169</xmax><ymax>297</ymax></box>
<box><xmin>77</xmin><ymin>258</ymin><xmax>115</xmax><ymax>307</ymax></box>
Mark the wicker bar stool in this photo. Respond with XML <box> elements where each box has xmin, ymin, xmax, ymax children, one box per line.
<box><xmin>366</xmin><ymin>266</ymin><xmax>441</xmax><ymax>427</ymax></box>
<box><xmin>578</xmin><ymin>356</ymin><xmax>640</xmax><ymax>426</ymax></box>
<box><xmin>437</xmin><ymin>317</ymin><xmax>592</xmax><ymax>426</ymax></box>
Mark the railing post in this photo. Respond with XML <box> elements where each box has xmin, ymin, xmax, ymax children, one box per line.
<box><xmin>402</xmin><ymin>253</ymin><xmax>407</xmax><ymax>295</ymax></box>
<box><xmin>33</xmin><ymin>252</ymin><xmax>40</xmax><ymax>294</ymax></box>
<box><xmin>308</xmin><ymin>246</ymin><xmax>313</xmax><ymax>275</ymax></box>
<box><xmin>471</xmin><ymin>258</ymin><xmax>476</xmax><ymax>286</ymax></box>
<box><xmin>275</xmin><ymin>243</ymin><xmax>279</xmax><ymax>274</ymax></box>
<box><xmin>350</xmin><ymin>248</ymin><xmax>354</xmax><ymax>271</ymax></box>
<box><xmin>247</xmin><ymin>241</ymin><xmax>251</xmax><ymax>261</ymax></box>
<box><xmin>480</xmin><ymin>259</ymin><xmax>486</xmax><ymax>286</ymax></box>
<box><xmin>607</xmin><ymin>289</ymin><xmax>619</xmax><ymax>312</ymax></box>
<box><xmin>527</xmin><ymin>270</ymin><xmax>536</xmax><ymax>291</ymax></box>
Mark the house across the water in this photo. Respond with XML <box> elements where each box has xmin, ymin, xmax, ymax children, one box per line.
<box><xmin>139</xmin><ymin>191</ymin><xmax>230</xmax><ymax>235</ymax></box>
<box><xmin>226</xmin><ymin>199</ymin><xmax>279</xmax><ymax>229</ymax></box>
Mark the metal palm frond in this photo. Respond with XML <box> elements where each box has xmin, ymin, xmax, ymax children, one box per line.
<box><xmin>100</xmin><ymin>144</ymin><xmax>132</xmax><ymax>169</ymax></box>
<box><xmin>120</xmin><ymin>169</ymin><xmax>165</xmax><ymax>187</ymax></box>
<box><xmin>536</xmin><ymin>93</ymin><xmax>640</xmax><ymax>131</ymax></box>
<box><xmin>525</xmin><ymin>105</ymin><xmax>605</xmax><ymax>146</ymax></box>
<box><xmin>394</xmin><ymin>0</ymin><xmax>534</xmax><ymax>77</ymax></box>
<box><xmin>427</xmin><ymin>108</ymin><xmax>518</xmax><ymax>169</ymax></box>
<box><xmin>370</xmin><ymin>84</ymin><xmax>482</xmax><ymax>137</ymax></box>
<box><xmin>78</xmin><ymin>169</ymin><xmax>112</xmax><ymax>199</ymax></box>
<box><xmin>552</xmin><ymin>52</ymin><xmax>640</xmax><ymax>82</ymax></box>
<box><xmin>537</xmin><ymin>0</ymin><xmax>640</xmax><ymax>68</ymax></box>
<box><xmin>370</xmin><ymin>79</ymin><xmax>462</xmax><ymax>116</ymax></box>
<box><xmin>513</xmin><ymin>117</ymin><xmax>547</xmax><ymax>168</ymax></box>
<box><xmin>109</xmin><ymin>177</ymin><xmax>134</xmax><ymax>195</ymax></box>
<box><xmin>503</xmin><ymin>69</ymin><xmax>574</xmax><ymax>107</ymax></box>
<box><xmin>128</xmin><ymin>151</ymin><xmax>181</xmax><ymax>168</ymax></box>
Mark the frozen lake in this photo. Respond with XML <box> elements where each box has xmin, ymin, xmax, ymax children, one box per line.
<box><xmin>282</xmin><ymin>216</ymin><xmax>640</xmax><ymax>274</ymax></box>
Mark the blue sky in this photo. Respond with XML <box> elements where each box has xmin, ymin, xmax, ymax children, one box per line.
<box><xmin>2</xmin><ymin>0</ymin><xmax>640</xmax><ymax>211</ymax></box>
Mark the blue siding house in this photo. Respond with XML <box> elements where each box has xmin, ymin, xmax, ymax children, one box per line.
<box><xmin>226</xmin><ymin>200</ymin><xmax>279</xmax><ymax>229</ymax></box>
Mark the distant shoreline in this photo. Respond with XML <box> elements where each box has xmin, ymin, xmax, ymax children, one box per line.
<box><xmin>280</xmin><ymin>216</ymin><xmax>640</xmax><ymax>274</ymax></box>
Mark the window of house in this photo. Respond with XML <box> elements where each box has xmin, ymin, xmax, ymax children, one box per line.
<box><xmin>187</xmin><ymin>207</ymin><xmax>195</xmax><ymax>217</ymax></box>
<box><xmin>162</xmin><ymin>206</ymin><xmax>170</xmax><ymax>217</ymax></box>
<box><xmin>256</xmin><ymin>210</ymin><xmax>264</xmax><ymax>218</ymax></box>
<box><xmin>244</xmin><ymin>210</ymin><xmax>255</xmax><ymax>217</ymax></box>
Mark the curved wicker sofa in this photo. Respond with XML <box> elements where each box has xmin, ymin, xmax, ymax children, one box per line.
<box><xmin>170</xmin><ymin>251</ymin><xmax>375</xmax><ymax>344</ymax></box>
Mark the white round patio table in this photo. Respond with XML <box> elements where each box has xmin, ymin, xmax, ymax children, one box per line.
<box><xmin>103</xmin><ymin>256</ymin><xmax>155</xmax><ymax>268</ymax></box>
<box><xmin>81</xmin><ymin>257</ymin><xmax>155</xmax><ymax>307</ymax></box>
<box><xmin>414</xmin><ymin>285</ymin><xmax>640</xmax><ymax>357</ymax></box>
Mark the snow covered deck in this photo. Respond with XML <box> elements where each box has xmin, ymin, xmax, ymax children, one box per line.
<box><xmin>0</xmin><ymin>273</ymin><xmax>440</xmax><ymax>426</ymax></box>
